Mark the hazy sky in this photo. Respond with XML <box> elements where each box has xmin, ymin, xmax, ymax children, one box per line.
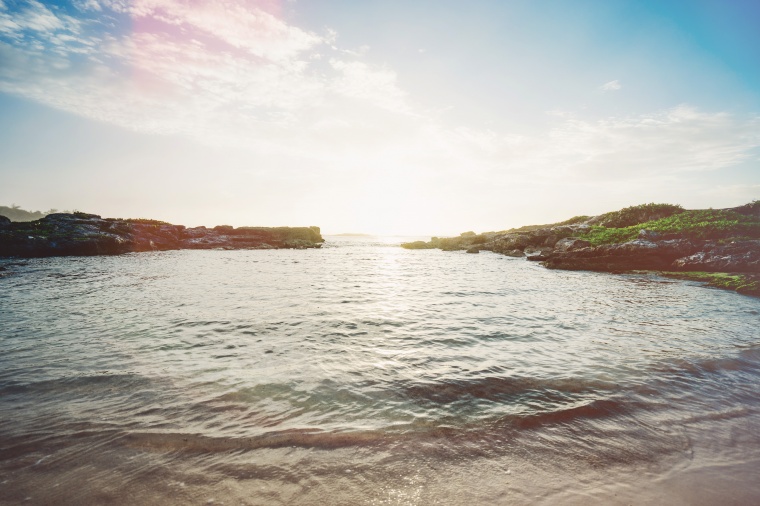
<box><xmin>1</xmin><ymin>0</ymin><xmax>759</xmax><ymax>234</ymax></box>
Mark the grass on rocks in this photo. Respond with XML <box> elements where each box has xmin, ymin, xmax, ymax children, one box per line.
<box><xmin>657</xmin><ymin>271</ymin><xmax>760</xmax><ymax>296</ymax></box>
<box><xmin>579</xmin><ymin>209</ymin><xmax>760</xmax><ymax>246</ymax></box>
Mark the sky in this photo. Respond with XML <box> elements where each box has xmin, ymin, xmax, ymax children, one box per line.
<box><xmin>0</xmin><ymin>0</ymin><xmax>759</xmax><ymax>235</ymax></box>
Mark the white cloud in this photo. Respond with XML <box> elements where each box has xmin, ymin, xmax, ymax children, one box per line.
<box><xmin>329</xmin><ymin>59</ymin><xmax>409</xmax><ymax>114</ymax></box>
<box><xmin>128</xmin><ymin>0</ymin><xmax>321</xmax><ymax>62</ymax></box>
<box><xmin>0</xmin><ymin>0</ymin><xmax>416</xmax><ymax>158</ymax></box>
<box><xmin>480</xmin><ymin>105</ymin><xmax>760</xmax><ymax>182</ymax></box>
<box><xmin>1</xmin><ymin>0</ymin><xmax>758</xmax><ymax>196</ymax></box>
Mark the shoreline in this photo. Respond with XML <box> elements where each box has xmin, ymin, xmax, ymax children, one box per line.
<box><xmin>402</xmin><ymin>202</ymin><xmax>760</xmax><ymax>297</ymax></box>
<box><xmin>644</xmin><ymin>271</ymin><xmax>760</xmax><ymax>297</ymax></box>
<box><xmin>0</xmin><ymin>212</ymin><xmax>324</xmax><ymax>258</ymax></box>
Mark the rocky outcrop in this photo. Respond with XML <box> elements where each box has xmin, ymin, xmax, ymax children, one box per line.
<box><xmin>540</xmin><ymin>239</ymin><xmax>700</xmax><ymax>272</ymax></box>
<box><xmin>0</xmin><ymin>213</ymin><xmax>324</xmax><ymax>258</ymax></box>
<box><xmin>670</xmin><ymin>240</ymin><xmax>760</xmax><ymax>272</ymax></box>
<box><xmin>540</xmin><ymin>238</ymin><xmax>759</xmax><ymax>273</ymax></box>
<box><xmin>553</xmin><ymin>238</ymin><xmax>591</xmax><ymax>252</ymax></box>
<box><xmin>401</xmin><ymin>223</ymin><xmax>583</xmax><ymax>255</ymax></box>
<box><xmin>400</xmin><ymin>202</ymin><xmax>760</xmax><ymax>296</ymax></box>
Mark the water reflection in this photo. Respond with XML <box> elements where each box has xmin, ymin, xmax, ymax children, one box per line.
<box><xmin>1</xmin><ymin>242</ymin><xmax>759</xmax><ymax>504</ymax></box>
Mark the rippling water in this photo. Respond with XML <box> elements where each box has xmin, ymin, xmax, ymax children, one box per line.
<box><xmin>2</xmin><ymin>236</ymin><xmax>760</xmax><ymax>505</ymax></box>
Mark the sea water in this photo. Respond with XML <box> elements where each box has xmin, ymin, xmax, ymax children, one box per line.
<box><xmin>1</xmin><ymin>236</ymin><xmax>759</xmax><ymax>505</ymax></box>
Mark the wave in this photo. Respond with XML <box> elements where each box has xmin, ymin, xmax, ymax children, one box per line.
<box><xmin>0</xmin><ymin>373</ymin><xmax>152</xmax><ymax>397</ymax></box>
<box><xmin>401</xmin><ymin>375</ymin><xmax>619</xmax><ymax>404</ymax></box>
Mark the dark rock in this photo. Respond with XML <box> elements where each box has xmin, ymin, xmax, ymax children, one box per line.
<box><xmin>466</xmin><ymin>247</ymin><xmax>480</xmax><ymax>254</ymax></box>
<box><xmin>672</xmin><ymin>240</ymin><xmax>760</xmax><ymax>273</ymax></box>
<box><xmin>0</xmin><ymin>213</ymin><xmax>324</xmax><ymax>258</ymax></box>
<box><xmin>401</xmin><ymin>240</ymin><xmax>436</xmax><ymax>250</ymax></box>
<box><xmin>551</xmin><ymin>224</ymin><xmax>590</xmax><ymax>235</ymax></box>
<box><xmin>728</xmin><ymin>202</ymin><xmax>760</xmax><ymax>219</ymax></box>
<box><xmin>0</xmin><ymin>216</ymin><xmax>10</xmax><ymax>229</ymax></box>
<box><xmin>542</xmin><ymin>239</ymin><xmax>700</xmax><ymax>272</ymax></box>
<box><xmin>638</xmin><ymin>229</ymin><xmax>661</xmax><ymax>241</ymax></box>
<box><xmin>554</xmin><ymin>237</ymin><xmax>592</xmax><ymax>252</ymax></box>
<box><xmin>183</xmin><ymin>226</ymin><xmax>208</xmax><ymax>238</ymax></box>
<box><xmin>491</xmin><ymin>234</ymin><xmax>531</xmax><ymax>253</ymax></box>
<box><xmin>525</xmin><ymin>246</ymin><xmax>553</xmax><ymax>258</ymax></box>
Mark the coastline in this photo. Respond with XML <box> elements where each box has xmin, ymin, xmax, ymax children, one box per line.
<box><xmin>402</xmin><ymin>202</ymin><xmax>760</xmax><ymax>297</ymax></box>
<box><xmin>0</xmin><ymin>212</ymin><xmax>324</xmax><ymax>258</ymax></box>
<box><xmin>647</xmin><ymin>271</ymin><xmax>760</xmax><ymax>297</ymax></box>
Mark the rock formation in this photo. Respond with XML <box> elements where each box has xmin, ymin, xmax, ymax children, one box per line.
<box><xmin>0</xmin><ymin>213</ymin><xmax>324</xmax><ymax>258</ymax></box>
<box><xmin>402</xmin><ymin>202</ymin><xmax>760</xmax><ymax>296</ymax></box>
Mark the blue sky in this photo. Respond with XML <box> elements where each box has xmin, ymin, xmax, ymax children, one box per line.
<box><xmin>0</xmin><ymin>0</ymin><xmax>758</xmax><ymax>234</ymax></box>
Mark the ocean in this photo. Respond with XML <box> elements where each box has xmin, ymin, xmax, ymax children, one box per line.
<box><xmin>1</xmin><ymin>236</ymin><xmax>759</xmax><ymax>505</ymax></box>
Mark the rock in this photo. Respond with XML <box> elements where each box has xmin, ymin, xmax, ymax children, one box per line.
<box><xmin>672</xmin><ymin>240</ymin><xmax>760</xmax><ymax>273</ymax></box>
<box><xmin>401</xmin><ymin>240</ymin><xmax>436</xmax><ymax>250</ymax></box>
<box><xmin>554</xmin><ymin>238</ymin><xmax>591</xmax><ymax>252</ymax></box>
<box><xmin>0</xmin><ymin>216</ymin><xmax>10</xmax><ymax>229</ymax></box>
<box><xmin>0</xmin><ymin>213</ymin><xmax>324</xmax><ymax>258</ymax></box>
<box><xmin>45</xmin><ymin>212</ymin><xmax>102</xmax><ymax>222</ymax></box>
<box><xmin>183</xmin><ymin>226</ymin><xmax>208</xmax><ymax>238</ymax></box>
<box><xmin>638</xmin><ymin>229</ymin><xmax>661</xmax><ymax>241</ymax></box>
<box><xmin>613</xmin><ymin>239</ymin><xmax>658</xmax><ymax>251</ymax></box>
<box><xmin>502</xmin><ymin>249</ymin><xmax>525</xmax><ymax>257</ymax></box>
<box><xmin>525</xmin><ymin>246</ymin><xmax>553</xmax><ymax>257</ymax></box>
<box><xmin>466</xmin><ymin>247</ymin><xmax>480</xmax><ymax>254</ymax></box>
<box><xmin>727</xmin><ymin>202</ymin><xmax>760</xmax><ymax>219</ymax></box>
<box><xmin>552</xmin><ymin>224</ymin><xmax>590</xmax><ymax>235</ymax></box>
<box><xmin>542</xmin><ymin>238</ymin><xmax>700</xmax><ymax>272</ymax></box>
<box><xmin>550</xmin><ymin>225</ymin><xmax>574</xmax><ymax>235</ymax></box>
<box><xmin>491</xmin><ymin>234</ymin><xmax>531</xmax><ymax>254</ymax></box>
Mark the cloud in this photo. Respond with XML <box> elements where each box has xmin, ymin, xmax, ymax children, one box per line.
<box><xmin>0</xmin><ymin>0</ymin><xmax>416</xmax><ymax>159</ymax></box>
<box><xmin>482</xmin><ymin>105</ymin><xmax>760</xmax><ymax>182</ymax></box>
<box><xmin>0</xmin><ymin>0</ymin><xmax>758</xmax><ymax>194</ymax></box>
<box><xmin>128</xmin><ymin>0</ymin><xmax>321</xmax><ymax>61</ymax></box>
<box><xmin>329</xmin><ymin>59</ymin><xmax>409</xmax><ymax>114</ymax></box>
<box><xmin>0</xmin><ymin>0</ymin><xmax>74</xmax><ymax>37</ymax></box>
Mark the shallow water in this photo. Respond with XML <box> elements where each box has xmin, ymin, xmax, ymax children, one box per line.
<box><xmin>1</xmin><ymin>236</ymin><xmax>759</xmax><ymax>505</ymax></box>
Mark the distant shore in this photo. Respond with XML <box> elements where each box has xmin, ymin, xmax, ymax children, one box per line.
<box><xmin>0</xmin><ymin>212</ymin><xmax>324</xmax><ymax>258</ymax></box>
<box><xmin>402</xmin><ymin>202</ymin><xmax>760</xmax><ymax>297</ymax></box>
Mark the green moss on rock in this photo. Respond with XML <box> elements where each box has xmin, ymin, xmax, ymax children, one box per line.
<box><xmin>658</xmin><ymin>271</ymin><xmax>760</xmax><ymax>296</ymax></box>
<box><xmin>580</xmin><ymin>209</ymin><xmax>760</xmax><ymax>246</ymax></box>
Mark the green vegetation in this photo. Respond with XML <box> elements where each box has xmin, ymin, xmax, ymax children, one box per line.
<box><xmin>580</xmin><ymin>209</ymin><xmax>760</xmax><ymax>246</ymax></box>
<box><xmin>498</xmin><ymin>215</ymin><xmax>591</xmax><ymax>234</ymax></box>
<box><xmin>559</xmin><ymin>215</ymin><xmax>591</xmax><ymax>226</ymax></box>
<box><xmin>658</xmin><ymin>271</ymin><xmax>760</xmax><ymax>296</ymax></box>
<box><xmin>592</xmin><ymin>203</ymin><xmax>684</xmax><ymax>228</ymax></box>
<box><xmin>104</xmin><ymin>217</ymin><xmax>171</xmax><ymax>226</ymax></box>
<box><xmin>126</xmin><ymin>218</ymin><xmax>172</xmax><ymax>226</ymax></box>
